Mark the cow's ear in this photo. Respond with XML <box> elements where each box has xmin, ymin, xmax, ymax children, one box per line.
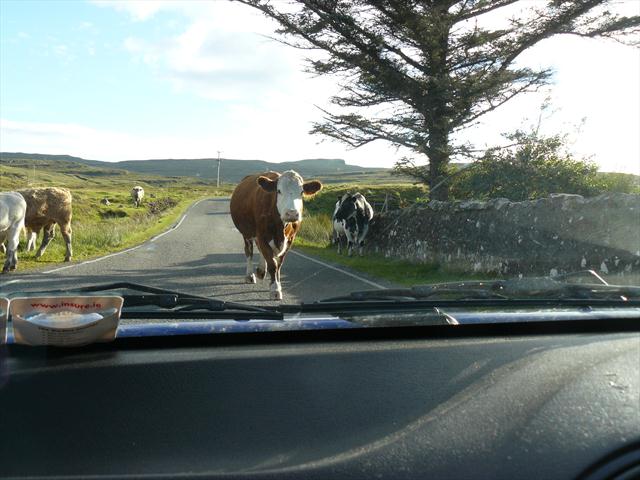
<box><xmin>303</xmin><ymin>180</ymin><xmax>322</xmax><ymax>196</ymax></box>
<box><xmin>257</xmin><ymin>176</ymin><xmax>277</xmax><ymax>192</ymax></box>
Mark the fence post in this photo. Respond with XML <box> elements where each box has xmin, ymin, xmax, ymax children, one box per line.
<box><xmin>381</xmin><ymin>193</ymin><xmax>389</xmax><ymax>213</ymax></box>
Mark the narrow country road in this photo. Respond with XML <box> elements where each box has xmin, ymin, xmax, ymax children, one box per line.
<box><xmin>0</xmin><ymin>198</ymin><xmax>395</xmax><ymax>317</ymax></box>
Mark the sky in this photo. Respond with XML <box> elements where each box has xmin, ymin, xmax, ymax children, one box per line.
<box><xmin>0</xmin><ymin>0</ymin><xmax>639</xmax><ymax>174</ymax></box>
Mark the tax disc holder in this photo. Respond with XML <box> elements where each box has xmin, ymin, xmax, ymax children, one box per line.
<box><xmin>9</xmin><ymin>296</ymin><xmax>124</xmax><ymax>347</ymax></box>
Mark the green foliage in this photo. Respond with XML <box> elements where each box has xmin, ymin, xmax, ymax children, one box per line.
<box><xmin>597</xmin><ymin>172</ymin><xmax>640</xmax><ymax>194</ymax></box>
<box><xmin>392</xmin><ymin>157</ymin><xmax>430</xmax><ymax>185</ymax></box>
<box><xmin>449</xmin><ymin>130</ymin><xmax>617</xmax><ymax>201</ymax></box>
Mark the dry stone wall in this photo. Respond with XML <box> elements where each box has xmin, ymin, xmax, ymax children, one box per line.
<box><xmin>367</xmin><ymin>193</ymin><xmax>640</xmax><ymax>278</ymax></box>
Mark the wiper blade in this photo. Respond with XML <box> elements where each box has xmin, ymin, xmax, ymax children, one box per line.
<box><xmin>312</xmin><ymin>271</ymin><xmax>640</xmax><ymax>307</ymax></box>
<box><xmin>12</xmin><ymin>282</ymin><xmax>283</xmax><ymax>320</ymax></box>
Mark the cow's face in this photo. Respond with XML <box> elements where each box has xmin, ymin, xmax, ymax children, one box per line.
<box><xmin>258</xmin><ymin>170</ymin><xmax>322</xmax><ymax>223</ymax></box>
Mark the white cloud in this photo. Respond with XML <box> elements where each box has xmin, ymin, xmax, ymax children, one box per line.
<box><xmin>114</xmin><ymin>1</ymin><xmax>311</xmax><ymax>103</ymax></box>
<box><xmin>91</xmin><ymin>0</ymin><xmax>169</xmax><ymax>21</ymax></box>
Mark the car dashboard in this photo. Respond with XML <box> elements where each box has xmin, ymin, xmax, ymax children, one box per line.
<box><xmin>0</xmin><ymin>319</ymin><xmax>639</xmax><ymax>480</ymax></box>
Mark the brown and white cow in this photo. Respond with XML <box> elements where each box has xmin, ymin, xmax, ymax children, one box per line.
<box><xmin>230</xmin><ymin>170</ymin><xmax>322</xmax><ymax>300</ymax></box>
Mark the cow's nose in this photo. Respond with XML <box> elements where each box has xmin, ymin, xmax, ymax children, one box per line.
<box><xmin>284</xmin><ymin>210</ymin><xmax>300</xmax><ymax>221</ymax></box>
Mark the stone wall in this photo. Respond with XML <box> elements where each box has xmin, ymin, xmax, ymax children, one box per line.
<box><xmin>367</xmin><ymin>193</ymin><xmax>640</xmax><ymax>278</ymax></box>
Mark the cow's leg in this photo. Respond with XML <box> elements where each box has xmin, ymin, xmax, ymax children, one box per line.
<box><xmin>26</xmin><ymin>228</ymin><xmax>37</xmax><ymax>252</ymax></box>
<box><xmin>358</xmin><ymin>222</ymin><xmax>369</xmax><ymax>256</ymax></box>
<box><xmin>256</xmin><ymin>255</ymin><xmax>267</xmax><ymax>281</ymax></box>
<box><xmin>60</xmin><ymin>221</ymin><xmax>72</xmax><ymax>262</ymax></box>
<box><xmin>2</xmin><ymin>225</ymin><xmax>20</xmax><ymax>273</ymax></box>
<box><xmin>244</xmin><ymin>238</ymin><xmax>256</xmax><ymax>284</ymax></box>
<box><xmin>256</xmin><ymin>239</ymin><xmax>281</xmax><ymax>300</ymax></box>
<box><xmin>35</xmin><ymin>223</ymin><xmax>56</xmax><ymax>259</ymax></box>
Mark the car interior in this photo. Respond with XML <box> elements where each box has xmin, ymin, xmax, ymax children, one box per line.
<box><xmin>1</xmin><ymin>318</ymin><xmax>638</xmax><ymax>480</ymax></box>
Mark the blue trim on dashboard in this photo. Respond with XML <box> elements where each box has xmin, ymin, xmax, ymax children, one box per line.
<box><xmin>116</xmin><ymin>318</ymin><xmax>357</xmax><ymax>337</ymax></box>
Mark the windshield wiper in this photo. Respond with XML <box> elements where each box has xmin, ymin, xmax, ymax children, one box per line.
<box><xmin>301</xmin><ymin>271</ymin><xmax>640</xmax><ymax>313</ymax></box>
<box><xmin>12</xmin><ymin>282</ymin><xmax>283</xmax><ymax>320</ymax></box>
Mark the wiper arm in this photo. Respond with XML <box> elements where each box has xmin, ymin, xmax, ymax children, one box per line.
<box><xmin>78</xmin><ymin>282</ymin><xmax>275</xmax><ymax>312</ymax></box>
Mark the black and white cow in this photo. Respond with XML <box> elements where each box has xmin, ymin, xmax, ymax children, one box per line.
<box><xmin>332</xmin><ymin>192</ymin><xmax>374</xmax><ymax>256</ymax></box>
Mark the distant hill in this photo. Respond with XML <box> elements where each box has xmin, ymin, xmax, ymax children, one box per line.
<box><xmin>0</xmin><ymin>153</ymin><xmax>214</xmax><ymax>191</ymax></box>
<box><xmin>0</xmin><ymin>152</ymin><xmax>393</xmax><ymax>184</ymax></box>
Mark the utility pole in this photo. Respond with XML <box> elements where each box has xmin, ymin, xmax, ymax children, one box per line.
<box><xmin>216</xmin><ymin>151</ymin><xmax>221</xmax><ymax>188</ymax></box>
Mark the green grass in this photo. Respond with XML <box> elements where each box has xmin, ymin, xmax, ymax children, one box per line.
<box><xmin>296</xmin><ymin>241</ymin><xmax>495</xmax><ymax>286</ymax></box>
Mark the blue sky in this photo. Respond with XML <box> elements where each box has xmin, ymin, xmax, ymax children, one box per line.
<box><xmin>1</xmin><ymin>0</ymin><xmax>639</xmax><ymax>174</ymax></box>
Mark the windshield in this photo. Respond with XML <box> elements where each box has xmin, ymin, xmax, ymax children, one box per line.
<box><xmin>0</xmin><ymin>1</ymin><xmax>639</xmax><ymax>337</ymax></box>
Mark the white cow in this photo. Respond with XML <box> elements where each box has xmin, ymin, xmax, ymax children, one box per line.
<box><xmin>0</xmin><ymin>192</ymin><xmax>27</xmax><ymax>273</ymax></box>
<box><xmin>131</xmin><ymin>186</ymin><xmax>144</xmax><ymax>208</ymax></box>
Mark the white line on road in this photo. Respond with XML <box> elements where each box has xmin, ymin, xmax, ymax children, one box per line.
<box><xmin>290</xmin><ymin>250</ymin><xmax>385</xmax><ymax>290</ymax></box>
<box><xmin>42</xmin><ymin>198</ymin><xmax>207</xmax><ymax>274</ymax></box>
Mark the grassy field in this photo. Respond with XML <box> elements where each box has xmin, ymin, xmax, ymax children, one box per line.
<box><xmin>1</xmin><ymin>160</ymin><xmax>231</xmax><ymax>271</ymax></box>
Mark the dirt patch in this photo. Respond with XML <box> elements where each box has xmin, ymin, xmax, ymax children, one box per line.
<box><xmin>146</xmin><ymin>197</ymin><xmax>178</xmax><ymax>214</ymax></box>
<box><xmin>99</xmin><ymin>209</ymin><xmax>128</xmax><ymax>219</ymax></box>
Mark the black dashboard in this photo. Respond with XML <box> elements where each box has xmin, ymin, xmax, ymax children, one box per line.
<box><xmin>1</xmin><ymin>320</ymin><xmax>639</xmax><ymax>479</ymax></box>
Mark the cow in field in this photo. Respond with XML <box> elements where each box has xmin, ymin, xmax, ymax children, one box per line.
<box><xmin>332</xmin><ymin>192</ymin><xmax>374</xmax><ymax>256</ymax></box>
<box><xmin>0</xmin><ymin>192</ymin><xmax>27</xmax><ymax>273</ymax></box>
<box><xmin>230</xmin><ymin>170</ymin><xmax>322</xmax><ymax>300</ymax></box>
<box><xmin>131</xmin><ymin>186</ymin><xmax>144</xmax><ymax>207</ymax></box>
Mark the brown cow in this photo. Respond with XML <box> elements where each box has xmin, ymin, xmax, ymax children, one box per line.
<box><xmin>18</xmin><ymin>187</ymin><xmax>73</xmax><ymax>262</ymax></box>
<box><xmin>230</xmin><ymin>170</ymin><xmax>322</xmax><ymax>300</ymax></box>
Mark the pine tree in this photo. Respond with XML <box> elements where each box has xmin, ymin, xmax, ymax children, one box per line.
<box><xmin>237</xmin><ymin>0</ymin><xmax>639</xmax><ymax>199</ymax></box>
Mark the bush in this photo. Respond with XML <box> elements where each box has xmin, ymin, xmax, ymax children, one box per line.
<box><xmin>450</xmin><ymin>130</ymin><xmax>610</xmax><ymax>201</ymax></box>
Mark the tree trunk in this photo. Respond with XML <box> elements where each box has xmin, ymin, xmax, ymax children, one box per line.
<box><xmin>428</xmin><ymin>126</ymin><xmax>450</xmax><ymax>201</ymax></box>
<box><xmin>428</xmin><ymin>156</ymin><xmax>449</xmax><ymax>201</ymax></box>
<box><xmin>424</xmin><ymin>8</ymin><xmax>451</xmax><ymax>202</ymax></box>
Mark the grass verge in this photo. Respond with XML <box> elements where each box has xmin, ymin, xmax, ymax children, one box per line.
<box><xmin>296</xmin><ymin>240</ymin><xmax>495</xmax><ymax>287</ymax></box>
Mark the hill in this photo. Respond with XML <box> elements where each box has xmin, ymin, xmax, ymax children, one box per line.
<box><xmin>0</xmin><ymin>154</ymin><xmax>214</xmax><ymax>191</ymax></box>
<box><xmin>0</xmin><ymin>152</ymin><xmax>402</xmax><ymax>184</ymax></box>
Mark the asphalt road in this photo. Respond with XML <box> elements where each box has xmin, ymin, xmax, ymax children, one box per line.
<box><xmin>0</xmin><ymin>198</ymin><xmax>395</xmax><ymax>311</ymax></box>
